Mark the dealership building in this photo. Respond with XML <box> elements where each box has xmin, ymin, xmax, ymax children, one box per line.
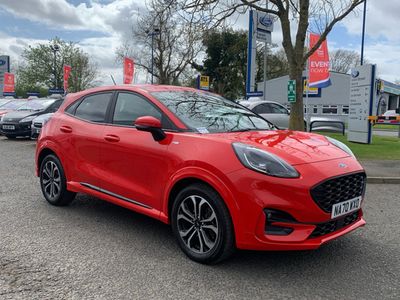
<box><xmin>258</xmin><ymin>71</ymin><xmax>400</xmax><ymax>122</ymax></box>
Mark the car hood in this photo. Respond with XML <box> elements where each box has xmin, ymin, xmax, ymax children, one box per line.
<box><xmin>2</xmin><ymin>110</ymin><xmax>42</xmax><ymax>121</ymax></box>
<box><xmin>208</xmin><ymin>130</ymin><xmax>350</xmax><ymax>165</ymax></box>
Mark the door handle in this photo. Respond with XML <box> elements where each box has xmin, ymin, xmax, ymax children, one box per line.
<box><xmin>60</xmin><ymin>125</ymin><xmax>72</xmax><ymax>133</ymax></box>
<box><xmin>104</xmin><ymin>134</ymin><xmax>120</xmax><ymax>142</ymax></box>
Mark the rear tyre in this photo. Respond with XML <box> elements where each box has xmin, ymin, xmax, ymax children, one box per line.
<box><xmin>171</xmin><ymin>183</ymin><xmax>235</xmax><ymax>264</ymax></box>
<box><xmin>40</xmin><ymin>154</ymin><xmax>76</xmax><ymax>206</ymax></box>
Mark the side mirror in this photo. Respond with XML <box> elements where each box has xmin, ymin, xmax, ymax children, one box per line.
<box><xmin>134</xmin><ymin>116</ymin><xmax>166</xmax><ymax>141</ymax></box>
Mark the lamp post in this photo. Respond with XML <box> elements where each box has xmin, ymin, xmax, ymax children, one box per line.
<box><xmin>50</xmin><ymin>44</ymin><xmax>60</xmax><ymax>89</ymax></box>
<box><xmin>147</xmin><ymin>28</ymin><xmax>160</xmax><ymax>84</ymax></box>
<box><xmin>360</xmin><ymin>0</ymin><xmax>367</xmax><ymax>65</ymax></box>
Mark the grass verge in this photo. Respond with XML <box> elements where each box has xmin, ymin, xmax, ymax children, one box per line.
<box><xmin>317</xmin><ymin>132</ymin><xmax>400</xmax><ymax>160</ymax></box>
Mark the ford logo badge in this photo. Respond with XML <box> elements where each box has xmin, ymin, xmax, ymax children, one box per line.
<box><xmin>259</xmin><ymin>15</ymin><xmax>273</xmax><ymax>27</ymax></box>
<box><xmin>351</xmin><ymin>70</ymin><xmax>359</xmax><ymax>78</ymax></box>
<box><xmin>0</xmin><ymin>60</ymin><xmax>6</xmax><ymax>66</ymax></box>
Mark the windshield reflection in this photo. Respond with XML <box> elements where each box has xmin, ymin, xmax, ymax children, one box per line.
<box><xmin>152</xmin><ymin>91</ymin><xmax>273</xmax><ymax>133</ymax></box>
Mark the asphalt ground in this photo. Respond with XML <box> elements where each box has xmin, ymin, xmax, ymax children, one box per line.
<box><xmin>0</xmin><ymin>136</ymin><xmax>399</xmax><ymax>300</ymax></box>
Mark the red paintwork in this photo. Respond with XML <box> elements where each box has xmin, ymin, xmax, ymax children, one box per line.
<box><xmin>135</xmin><ymin>116</ymin><xmax>162</xmax><ymax>128</ymax></box>
<box><xmin>35</xmin><ymin>85</ymin><xmax>366</xmax><ymax>251</ymax></box>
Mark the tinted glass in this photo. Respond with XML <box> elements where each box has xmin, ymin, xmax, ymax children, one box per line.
<box><xmin>65</xmin><ymin>100</ymin><xmax>81</xmax><ymax>115</ymax></box>
<box><xmin>113</xmin><ymin>93</ymin><xmax>164</xmax><ymax>126</ymax></box>
<box><xmin>75</xmin><ymin>93</ymin><xmax>112</xmax><ymax>122</ymax></box>
<box><xmin>269</xmin><ymin>104</ymin><xmax>288</xmax><ymax>114</ymax></box>
<box><xmin>152</xmin><ymin>91</ymin><xmax>273</xmax><ymax>133</ymax></box>
<box><xmin>253</xmin><ymin>104</ymin><xmax>271</xmax><ymax>114</ymax></box>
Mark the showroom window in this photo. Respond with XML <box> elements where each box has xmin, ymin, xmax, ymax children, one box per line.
<box><xmin>322</xmin><ymin>105</ymin><xmax>338</xmax><ymax>114</ymax></box>
<box><xmin>342</xmin><ymin>105</ymin><xmax>349</xmax><ymax>115</ymax></box>
<box><xmin>313</xmin><ymin>105</ymin><xmax>318</xmax><ymax>114</ymax></box>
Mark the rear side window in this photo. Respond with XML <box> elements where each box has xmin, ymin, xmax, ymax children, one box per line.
<box><xmin>269</xmin><ymin>104</ymin><xmax>288</xmax><ymax>114</ymax></box>
<box><xmin>74</xmin><ymin>93</ymin><xmax>112</xmax><ymax>122</ymax></box>
<box><xmin>253</xmin><ymin>104</ymin><xmax>272</xmax><ymax>114</ymax></box>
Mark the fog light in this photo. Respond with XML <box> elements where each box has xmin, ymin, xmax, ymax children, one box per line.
<box><xmin>264</xmin><ymin>209</ymin><xmax>296</xmax><ymax>236</ymax></box>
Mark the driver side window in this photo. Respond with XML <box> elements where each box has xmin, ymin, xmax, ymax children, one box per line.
<box><xmin>112</xmin><ymin>93</ymin><xmax>173</xmax><ymax>129</ymax></box>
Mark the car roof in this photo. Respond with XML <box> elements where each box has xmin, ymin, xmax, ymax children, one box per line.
<box><xmin>239</xmin><ymin>100</ymin><xmax>284</xmax><ymax>108</ymax></box>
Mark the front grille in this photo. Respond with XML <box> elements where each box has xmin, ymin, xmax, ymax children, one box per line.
<box><xmin>309</xmin><ymin>210</ymin><xmax>360</xmax><ymax>238</ymax></box>
<box><xmin>310</xmin><ymin>172</ymin><xmax>366</xmax><ymax>213</ymax></box>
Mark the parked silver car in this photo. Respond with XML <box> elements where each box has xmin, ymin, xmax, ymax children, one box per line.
<box><xmin>31</xmin><ymin>113</ymin><xmax>54</xmax><ymax>138</ymax></box>
<box><xmin>240</xmin><ymin>100</ymin><xmax>293</xmax><ymax>129</ymax></box>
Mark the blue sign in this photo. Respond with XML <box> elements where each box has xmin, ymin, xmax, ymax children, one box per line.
<box><xmin>259</xmin><ymin>15</ymin><xmax>273</xmax><ymax>27</ymax></box>
<box><xmin>0</xmin><ymin>60</ymin><xmax>6</xmax><ymax>66</ymax></box>
<box><xmin>27</xmin><ymin>92</ymin><xmax>41</xmax><ymax>97</ymax></box>
<box><xmin>246</xmin><ymin>91</ymin><xmax>264</xmax><ymax>98</ymax></box>
<box><xmin>3</xmin><ymin>92</ymin><xmax>16</xmax><ymax>97</ymax></box>
<box><xmin>48</xmin><ymin>88</ymin><xmax>65</xmax><ymax>94</ymax></box>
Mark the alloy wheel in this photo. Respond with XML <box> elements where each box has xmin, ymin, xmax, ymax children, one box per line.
<box><xmin>177</xmin><ymin>195</ymin><xmax>219</xmax><ymax>254</ymax></box>
<box><xmin>42</xmin><ymin>161</ymin><xmax>61</xmax><ymax>201</ymax></box>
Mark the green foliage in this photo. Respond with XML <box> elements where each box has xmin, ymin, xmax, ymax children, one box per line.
<box><xmin>16</xmin><ymin>37</ymin><xmax>98</xmax><ymax>97</ymax></box>
<box><xmin>193</xmin><ymin>29</ymin><xmax>289</xmax><ymax>100</ymax></box>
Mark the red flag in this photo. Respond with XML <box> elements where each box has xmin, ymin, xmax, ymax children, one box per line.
<box><xmin>63</xmin><ymin>65</ymin><xmax>72</xmax><ymax>92</ymax></box>
<box><xmin>3</xmin><ymin>73</ymin><xmax>15</xmax><ymax>93</ymax></box>
<box><xmin>308</xmin><ymin>33</ymin><xmax>331</xmax><ymax>88</ymax></box>
<box><xmin>123</xmin><ymin>57</ymin><xmax>134</xmax><ymax>84</ymax></box>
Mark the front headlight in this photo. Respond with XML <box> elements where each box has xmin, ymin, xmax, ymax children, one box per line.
<box><xmin>232</xmin><ymin>143</ymin><xmax>299</xmax><ymax>178</ymax></box>
<box><xmin>20</xmin><ymin>116</ymin><xmax>36</xmax><ymax>123</ymax></box>
<box><xmin>326</xmin><ymin>136</ymin><xmax>355</xmax><ymax>157</ymax></box>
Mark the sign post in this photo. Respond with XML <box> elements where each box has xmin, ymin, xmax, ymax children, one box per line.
<box><xmin>348</xmin><ymin>64</ymin><xmax>376</xmax><ymax>144</ymax></box>
<box><xmin>197</xmin><ymin>75</ymin><xmax>210</xmax><ymax>91</ymax></box>
<box><xmin>288</xmin><ymin>80</ymin><xmax>296</xmax><ymax>103</ymax></box>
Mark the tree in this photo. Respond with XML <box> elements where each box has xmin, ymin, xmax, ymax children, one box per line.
<box><xmin>116</xmin><ymin>0</ymin><xmax>203</xmax><ymax>85</ymax></box>
<box><xmin>329</xmin><ymin>49</ymin><xmax>362</xmax><ymax>73</ymax></box>
<box><xmin>16</xmin><ymin>37</ymin><xmax>99</xmax><ymax>97</ymax></box>
<box><xmin>181</xmin><ymin>0</ymin><xmax>365</xmax><ymax>130</ymax></box>
<box><xmin>191</xmin><ymin>29</ymin><xmax>289</xmax><ymax>100</ymax></box>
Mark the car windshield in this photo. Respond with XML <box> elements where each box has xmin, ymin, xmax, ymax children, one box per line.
<box><xmin>0</xmin><ymin>100</ymin><xmax>27</xmax><ymax>110</ymax></box>
<box><xmin>17</xmin><ymin>99</ymin><xmax>55</xmax><ymax>111</ymax></box>
<box><xmin>0</xmin><ymin>99</ymin><xmax>11</xmax><ymax>107</ymax></box>
<box><xmin>152</xmin><ymin>91</ymin><xmax>273</xmax><ymax>133</ymax></box>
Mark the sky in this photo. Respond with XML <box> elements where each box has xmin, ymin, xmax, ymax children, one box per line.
<box><xmin>0</xmin><ymin>0</ymin><xmax>399</xmax><ymax>85</ymax></box>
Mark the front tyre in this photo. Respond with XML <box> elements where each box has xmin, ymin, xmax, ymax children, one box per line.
<box><xmin>171</xmin><ymin>183</ymin><xmax>235</xmax><ymax>264</ymax></box>
<box><xmin>40</xmin><ymin>154</ymin><xmax>76</xmax><ymax>206</ymax></box>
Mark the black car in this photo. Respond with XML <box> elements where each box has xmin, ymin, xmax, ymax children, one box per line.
<box><xmin>0</xmin><ymin>98</ymin><xmax>63</xmax><ymax>139</ymax></box>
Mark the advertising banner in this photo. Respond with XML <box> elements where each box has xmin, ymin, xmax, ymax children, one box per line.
<box><xmin>0</xmin><ymin>55</ymin><xmax>10</xmax><ymax>96</ymax></box>
<box><xmin>3</xmin><ymin>72</ymin><xmax>15</xmax><ymax>93</ymax></box>
<box><xmin>123</xmin><ymin>57</ymin><xmax>134</xmax><ymax>84</ymax></box>
<box><xmin>63</xmin><ymin>65</ymin><xmax>71</xmax><ymax>92</ymax></box>
<box><xmin>197</xmin><ymin>75</ymin><xmax>210</xmax><ymax>91</ymax></box>
<box><xmin>308</xmin><ymin>33</ymin><xmax>331</xmax><ymax>88</ymax></box>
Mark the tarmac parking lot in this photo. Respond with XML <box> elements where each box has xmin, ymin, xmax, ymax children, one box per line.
<box><xmin>0</xmin><ymin>137</ymin><xmax>399</xmax><ymax>300</ymax></box>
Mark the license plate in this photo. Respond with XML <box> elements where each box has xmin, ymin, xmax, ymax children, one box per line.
<box><xmin>331</xmin><ymin>196</ymin><xmax>362</xmax><ymax>219</ymax></box>
<box><xmin>2</xmin><ymin>125</ymin><xmax>15</xmax><ymax>130</ymax></box>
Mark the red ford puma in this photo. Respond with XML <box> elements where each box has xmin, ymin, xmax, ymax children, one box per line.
<box><xmin>35</xmin><ymin>85</ymin><xmax>366</xmax><ymax>264</ymax></box>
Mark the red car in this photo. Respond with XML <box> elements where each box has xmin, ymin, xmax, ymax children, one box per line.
<box><xmin>35</xmin><ymin>85</ymin><xmax>366</xmax><ymax>263</ymax></box>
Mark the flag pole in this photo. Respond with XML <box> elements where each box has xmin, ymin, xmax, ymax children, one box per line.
<box><xmin>360</xmin><ymin>0</ymin><xmax>367</xmax><ymax>65</ymax></box>
<box><xmin>305</xmin><ymin>31</ymin><xmax>310</xmax><ymax>132</ymax></box>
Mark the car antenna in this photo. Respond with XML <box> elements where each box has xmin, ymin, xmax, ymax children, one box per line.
<box><xmin>110</xmin><ymin>75</ymin><xmax>117</xmax><ymax>86</ymax></box>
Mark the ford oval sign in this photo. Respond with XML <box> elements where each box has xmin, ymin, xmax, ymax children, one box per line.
<box><xmin>0</xmin><ymin>60</ymin><xmax>6</xmax><ymax>66</ymax></box>
<box><xmin>259</xmin><ymin>15</ymin><xmax>273</xmax><ymax>28</ymax></box>
<box><xmin>351</xmin><ymin>69</ymin><xmax>359</xmax><ymax>78</ymax></box>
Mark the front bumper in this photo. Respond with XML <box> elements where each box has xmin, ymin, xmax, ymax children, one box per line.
<box><xmin>226</xmin><ymin>156</ymin><xmax>366</xmax><ymax>251</ymax></box>
<box><xmin>0</xmin><ymin>122</ymin><xmax>32</xmax><ymax>137</ymax></box>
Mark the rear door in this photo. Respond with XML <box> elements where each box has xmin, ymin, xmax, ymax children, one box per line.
<box><xmin>99</xmin><ymin>91</ymin><xmax>174</xmax><ymax>211</ymax></box>
<box><xmin>57</xmin><ymin>92</ymin><xmax>113</xmax><ymax>187</ymax></box>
